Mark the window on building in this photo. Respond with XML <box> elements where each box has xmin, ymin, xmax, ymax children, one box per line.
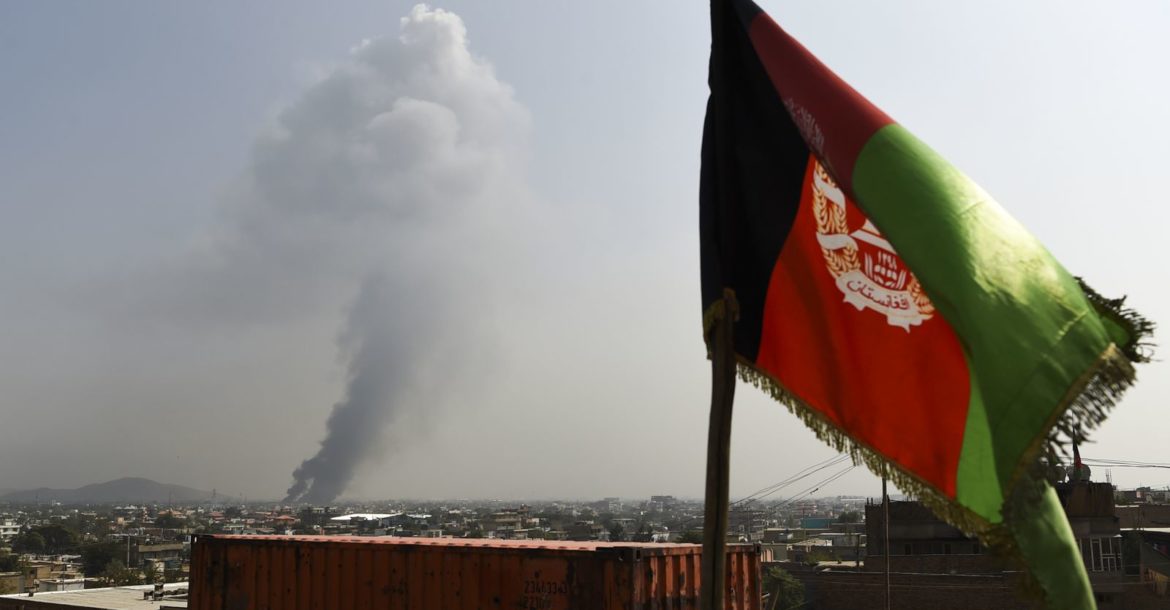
<box><xmin>1102</xmin><ymin>537</ymin><xmax>1120</xmax><ymax>572</ymax></box>
<box><xmin>1080</xmin><ymin>537</ymin><xmax>1122</xmax><ymax>572</ymax></box>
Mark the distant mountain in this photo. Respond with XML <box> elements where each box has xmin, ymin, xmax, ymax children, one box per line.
<box><xmin>0</xmin><ymin>477</ymin><xmax>222</xmax><ymax>504</ymax></box>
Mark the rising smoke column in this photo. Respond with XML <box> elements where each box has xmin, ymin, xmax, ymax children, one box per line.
<box><xmin>284</xmin><ymin>271</ymin><xmax>450</xmax><ymax>505</ymax></box>
<box><xmin>193</xmin><ymin>5</ymin><xmax>530</xmax><ymax>504</ymax></box>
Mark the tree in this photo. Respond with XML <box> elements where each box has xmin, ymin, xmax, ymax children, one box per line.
<box><xmin>0</xmin><ymin>549</ymin><xmax>19</xmax><ymax>572</ymax></box>
<box><xmin>27</xmin><ymin>525</ymin><xmax>79</xmax><ymax>554</ymax></box>
<box><xmin>836</xmin><ymin>510</ymin><xmax>861</xmax><ymax>524</ymax></box>
<box><xmin>631</xmin><ymin>523</ymin><xmax>654</xmax><ymax>543</ymax></box>
<box><xmin>762</xmin><ymin>567</ymin><xmax>804</xmax><ymax>610</ymax></box>
<box><xmin>155</xmin><ymin>514</ymin><xmax>184</xmax><ymax>529</ymax></box>
<box><xmin>607</xmin><ymin>523</ymin><xmax>625</xmax><ymax>542</ymax></box>
<box><xmin>224</xmin><ymin>506</ymin><xmax>244</xmax><ymax>519</ymax></box>
<box><xmin>142</xmin><ymin>562</ymin><xmax>163</xmax><ymax>585</ymax></box>
<box><xmin>100</xmin><ymin>560</ymin><xmax>143</xmax><ymax>586</ymax></box>
<box><xmin>11</xmin><ymin>531</ymin><xmax>45</xmax><ymax>555</ymax></box>
<box><xmin>803</xmin><ymin>548</ymin><xmax>832</xmax><ymax>566</ymax></box>
<box><xmin>676</xmin><ymin>530</ymin><xmax>704</xmax><ymax>544</ymax></box>
<box><xmin>81</xmin><ymin>542</ymin><xmax>123</xmax><ymax>577</ymax></box>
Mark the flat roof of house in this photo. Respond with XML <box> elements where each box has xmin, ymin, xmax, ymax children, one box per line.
<box><xmin>329</xmin><ymin>513</ymin><xmax>401</xmax><ymax>521</ymax></box>
<box><xmin>0</xmin><ymin>583</ymin><xmax>187</xmax><ymax>610</ymax></box>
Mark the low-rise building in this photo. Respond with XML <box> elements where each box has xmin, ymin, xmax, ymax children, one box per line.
<box><xmin>1057</xmin><ymin>480</ymin><xmax>1125</xmax><ymax>605</ymax></box>
<box><xmin>36</xmin><ymin>578</ymin><xmax>86</xmax><ymax>593</ymax></box>
<box><xmin>1116</xmin><ymin>503</ymin><xmax>1170</xmax><ymax>529</ymax></box>
<box><xmin>0</xmin><ymin>582</ymin><xmax>189</xmax><ymax>610</ymax></box>
<box><xmin>0</xmin><ymin>573</ymin><xmax>26</xmax><ymax>596</ymax></box>
<box><xmin>130</xmin><ymin>543</ymin><xmax>184</xmax><ymax>569</ymax></box>
<box><xmin>565</xmin><ymin>520</ymin><xmax>604</xmax><ymax>541</ymax></box>
<box><xmin>856</xmin><ymin>477</ymin><xmax>1127</xmax><ymax>609</ymax></box>
<box><xmin>0</xmin><ymin>521</ymin><xmax>19</xmax><ymax>543</ymax></box>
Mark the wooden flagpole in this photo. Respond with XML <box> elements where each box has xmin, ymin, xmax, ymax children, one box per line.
<box><xmin>700</xmin><ymin>298</ymin><xmax>736</xmax><ymax>610</ymax></box>
<box><xmin>702</xmin><ymin>1</ymin><xmax>737</xmax><ymax>608</ymax></box>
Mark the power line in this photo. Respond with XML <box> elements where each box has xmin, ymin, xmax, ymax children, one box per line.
<box><xmin>733</xmin><ymin>455</ymin><xmax>850</xmax><ymax>507</ymax></box>
<box><xmin>680</xmin><ymin>459</ymin><xmax>856</xmax><ymax>531</ymax></box>
<box><xmin>1082</xmin><ymin>458</ymin><xmax>1170</xmax><ymax>470</ymax></box>
<box><xmin>773</xmin><ymin>465</ymin><xmax>857</xmax><ymax>511</ymax></box>
<box><xmin>734</xmin><ymin>455</ymin><xmax>847</xmax><ymax>505</ymax></box>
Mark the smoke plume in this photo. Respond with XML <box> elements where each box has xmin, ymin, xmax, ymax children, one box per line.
<box><xmin>284</xmin><ymin>271</ymin><xmax>450</xmax><ymax>505</ymax></box>
<box><xmin>272</xmin><ymin>5</ymin><xmax>529</xmax><ymax>504</ymax></box>
<box><xmin>137</xmin><ymin>5</ymin><xmax>530</xmax><ymax>504</ymax></box>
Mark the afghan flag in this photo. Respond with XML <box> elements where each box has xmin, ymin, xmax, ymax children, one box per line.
<box><xmin>699</xmin><ymin>1</ymin><xmax>1153</xmax><ymax>608</ymax></box>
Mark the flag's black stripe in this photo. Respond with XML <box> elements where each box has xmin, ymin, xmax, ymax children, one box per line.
<box><xmin>730</xmin><ymin>0</ymin><xmax>763</xmax><ymax>31</ymax></box>
<box><xmin>701</xmin><ymin>0</ymin><xmax>808</xmax><ymax>361</ymax></box>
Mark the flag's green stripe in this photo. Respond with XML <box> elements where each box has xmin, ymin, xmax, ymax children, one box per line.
<box><xmin>955</xmin><ymin>352</ymin><xmax>1003</xmax><ymax>522</ymax></box>
<box><xmin>1011</xmin><ymin>484</ymin><xmax>1095</xmax><ymax>610</ymax></box>
<box><xmin>850</xmin><ymin>124</ymin><xmax>1114</xmax><ymax>513</ymax></box>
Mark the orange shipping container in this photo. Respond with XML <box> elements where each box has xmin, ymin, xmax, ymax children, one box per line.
<box><xmin>190</xmin><ymin>534</ymin><xmax>761</xmax><ymax>610</ymax></box>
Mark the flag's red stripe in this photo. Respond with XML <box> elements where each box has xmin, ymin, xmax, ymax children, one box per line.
<box><xmin>754</xmin><ymin>157</ymin><xmax>970</xmax><ymax>498</ymax></box>
<box><xmin>746</xmin><ymin>13</ymin><xmax>892</xmax><ymax>194</ymax></box>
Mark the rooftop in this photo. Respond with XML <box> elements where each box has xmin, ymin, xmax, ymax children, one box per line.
<box><xmin>0</xmin><ymin>583</ymin><xmax>187</xmax><ymax>610</ymax></box>
<box><xmin>328</xmin><ymin>512</ymin><xmax>401</xmax><ymax>521</ymax></box>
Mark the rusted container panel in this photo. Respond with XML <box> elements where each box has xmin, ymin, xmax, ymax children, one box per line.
<box><xmin>190</xmin><ymin>534</ymin><xmax>761</xmax><ymax>610</ymax></box>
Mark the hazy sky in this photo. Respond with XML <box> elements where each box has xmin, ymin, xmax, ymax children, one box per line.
<box><xmin>1</xmin><ymin>1</ymin><xmax>1167</xmax><ymax>502</ymax></box>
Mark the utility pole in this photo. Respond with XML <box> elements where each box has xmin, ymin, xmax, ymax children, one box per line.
<box><xmin>883</xmin><ymin>474</ymin><xmax>891</xmax><ymax>610</ymax></box>
<box><xmin>855</xmin><ymin>531</ymin><xmax>861</xmax><ymax>570</ymax></box>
